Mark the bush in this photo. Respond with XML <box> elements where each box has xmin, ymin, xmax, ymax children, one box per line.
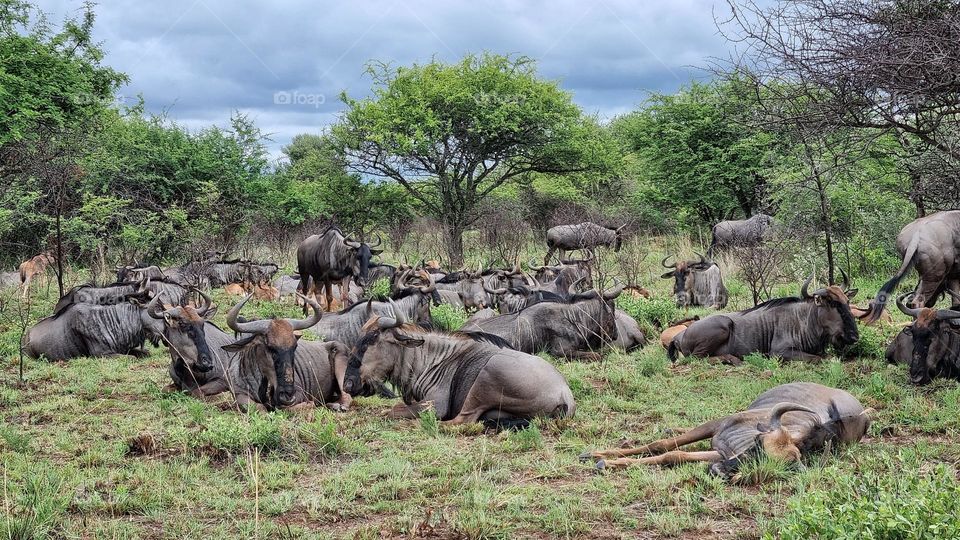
<box><xmin>430</xmin><ymin>304</ymin><xmax>469</xmax><ymax>331</ymax></box>
<box><xmin>842</xmin><ymin>323</ymin><xmax>890</xmax><ymax>361</ymax></box>
<box><xmin>772</xmin><ymin>460</ymin><xmax>960</xmax><ymax>539</ymax></box>
<box><xmin>617</xmin><ymin>296</ymin><xmax>680</xmax><ymax>330</ymax></box>
<box><xmin>368</xmin><ymin>277</ymin><xmax>391</xmax><ymax>299</ymax></box>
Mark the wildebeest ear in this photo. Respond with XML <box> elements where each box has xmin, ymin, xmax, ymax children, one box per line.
<box><xmin>756</xmin><ymin>422</ymin><xmax>772</xmax><ymax>433</ymax></box>
<box><xmin>370</xmin><ymin>249</ymin><xmax>383</xmax><ymax>256</ymax></box>
<box><xmin>394</xmin><ymin>333</ymin><xmax>425</xmax><ymax>348</ymax></box>
<box><xmin>660</xmin><ymin>271</ymin><xmax>675</xmax><ymax>279</ymax></box>
<box><xmin>845</xmin><ymin>289</ymin><xmax>859</xmax><ymax>299</ymax></box>
<box><xmin>222</xmin><ymin>334</ymin><xmax>257</xmax><ymax>352</ymax></box>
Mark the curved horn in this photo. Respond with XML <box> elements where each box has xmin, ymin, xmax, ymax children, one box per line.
<box><xmin>695</xmin><ymin>252</ymin><xmax>707</xmax><ymax>266</ymax></box>
<box><xmin>396</xmin><ymin>269</ymin><xmax>411</xmax><ymax>290</ymax></box>
<box><xmin>528</xmin><ymin>259</ymin><xmax>548</xmax><ymax>272</ymax></box>
<box><xmin>483</xmin><ymin>283</ymin><xmax>508</xmax><ymax>296</ymax></box>
<box><xmin>567</xmin><ymin>276</ymin><xmax>586</xmax><ymax>297</ymax></box>
<box><xmin>417</xmin><ymin>269</ymin><xmax>436</xmax><ymax>294</ymax></box>
<box><xmin>602</xmin><ymin>279</ymin><xmax>625</xmax><ymax>300</ymax></box>
<box><xmin>800</xmin><ymin>273</ymin><xmax>814</xmax><ymax>299</ymax></box>
<box><xmin>369</xmin><ymin>235</ymin><xmax>383</xmax><ymax>248</ymax></box>
<box><xmin>194</xmin><ymin>288</ymin><xmax>213</xmax><ymax>316</ymax></box>
<box><xmin>226</xmin><ymin>293</ymin><xmax>272</xmax><ymax>334</ymax></box>
<box><xmin>286</xmin><ymin>294</ymin><xmax>322</xmax><ymax>331</ymax></box>
<box><xmin>146</xmin><ymin>292</ymin><xmax>167</xmax><ymax>320</ymax></box>
<box><xmin>388</xmin><ymin>298</ymin><xmax>407</xmax><ymax>326</ymax></box>
<box><xmin>936</xmin><ymin>307</ymin><xmax>960</xmax><ymax>320</ymax></box>
<box><xmin>896</xmin><ymin>293</ymin><xmax>921</xmax><ymax>318</ymax></box>
<box><xmin>365</xmin><ymin>298</ymin><xmax>374</xmax><ymax>319</ymax></box>
<box><xmin>661</xmin><ymin>257</ymin><xmax>676</xmax><ymax>269</ymax></box>
<box><xmin>768</xmin><ymin>403</ymin><xmax>818</xmax><ymax>430</ymax></box>
<box><xmin>342</xmin><ymin>237</ymin><xmax>362</xmax><ymax>249</ymax></box>
<box><xmin>839</xmin><ymin>267</ymin><xmax>851</xmax><ymax>291</ymax></box>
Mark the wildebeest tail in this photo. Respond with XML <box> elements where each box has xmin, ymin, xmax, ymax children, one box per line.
<box><xmin>667</xmin><ymin>337</ymin><xmax>681</xmax><ymax>363</ymax></box>
<box><xmin>865</xmin><ymin>234</ymin><xmax>919</xmax><ymax>323</ymax></box>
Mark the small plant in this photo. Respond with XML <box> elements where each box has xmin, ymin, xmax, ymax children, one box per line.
<box><xmin>419</xmin><ymin>409</ymin><xmax>440</xmax><ymax>438</ymax></box>
<box><xmin>502</xmin><ymin>423</ymin><xmax>543</xmax><ymax>452</ymax></box>
<box><xmin>0</xmin><ymin>467</ymin><xmax>68</xmax><ymax>540</ymax></box>
<box><xmin>744</xmin><ymin>353</ymin><xmax>778</xmax><ymax>371</ymax></box>
<box><xmin>368</xmin><ymin>277</ymin><xmax>391</xmax><ymax>299</ymax></box>
<box><xmin>0</xmin><ymin>424</ymin><xmax>30</xmax><ymax>453</ymax></box>
<box><xmin>195</xmin><ymin>412</ymin><xmax>285</xmax><ymax>454</ymax></box>
<box><xmin>299</xmin><ymin>415</ymin><xmax>346</xmax><ymax>456</ymax></box>
<box><xmin>430</xmin><ymin>304</ymin><xmax>468</xmax><ymax>332</ymax></box>
<box><xmin>617</xmin><ymin>296</ymin><xmax>680</xmax><ymax>331</ymax></box>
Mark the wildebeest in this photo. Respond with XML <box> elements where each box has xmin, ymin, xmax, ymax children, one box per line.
<box><xmin>483</xmin><ymin>276</ymin><xmax>581</xmax><ymax>314</ymax></box>
<box><xmin>581</xmin><ymin>382</ymin><xmax>870</xmax><ymax>477</ymax></box>
<box><xmin>435</xmin><ymin>269</ymin><xmax>490</xmax><ymax>311</ymax></box>
<box><xmin>342</xmin><ymin>303</ymin><xmax>576</xmax><ymax>429</ymax></box>
<box><xmin>865</xmin><ymin>210</ymin><xmax>960</xmax><ymax>323</ymax></box>
<box><xmin>613</xmin><ymin>310</ymin><xmax>647</xmax><ymax>352</ymax></box>
<box><xmin>543</xmin><ymin>222</ymin><xmax>625</xmax><ymax>265</ymax></box>
<box><xmin>224</xmin><ymin>283</ymin><xmax>246</xmax><ymax>296</ymax></box>
<box><xmin>890</xmin><ymin>293</ymin><xmax>960</xmax><ymax>385</ymax></box>
<box><xmin>297</xmin><ymin>227</ymin><xmax>383</xmax><ymax>311</ymax></box>
<box><xmin>116</xmin><ymin>264</ymin><xmax>164</xmax><ymax>283</ymax></box>
<box><xmin>221</xmin><ymin>293</ymin><xmax>354</xmax><ymax>411</ymax></box>
<box><xmin>306</xmin><ymin>270</ymin><xmax>437</xmax><ymax>347</ymax></box>
<box><xmin>51</xmin><ymin>278</ymin><xmax>189</xmax><ymax>316</ymax></box>
<box><xmin>23</xmin><ymin>290</ymin><xmax>164</xmax><ymax>360</ymax></box>
<box><xmin>0</xmin><ymin>271</ymin><xmax>19</xmax><ymax>289</ymax></box>
<box><xmin>274</xmin><ymin>274</ymin><xmax>301</xmax><ymax>300</ymax></box>
<box><xmin>660</xmin><ymin>255</ymin><xmax>728</xmax><ymax>309</ymax></box>
<box><xmin>659</xmin><ymin>316</ymin><xmax>699</xmax><ymax>349</ymax></box>
<box><xmin>668</xmin><ymin>276</ymin><xmax>859</xmax><ymax>363</ymax></box>
<box><xmin>18</xmin><ymin>252</ymin><xmax>55</xmax><ymax>301</ymax></box>
<box><xmin>707</xmin><ymin>213</ymin><xmax>773</xmax><ymax>256</ymax></box>
<box><xmin>462</xmin><ymin>282</ymin><xmax>623</xmax><ymax>361</ymax></box>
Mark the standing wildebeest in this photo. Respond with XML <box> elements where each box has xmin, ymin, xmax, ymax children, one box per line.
<box><xmin>342</xmin><ymin>303</ymin><xmax>576</xmax><ymax>429</ymax></box>
<box><xmin>581</xmin><ymin>382</ymin><xmax>870</xmax><ymax>477</ymax></box>
<box><xmin>706</xmin><ymin>213</ymin><xmax>773</xmax><ymax>256</ymax></box>
<box><xmin>462</xmin><ymin>282</ymin><xmax>623</xmax><ymax>361</ymax></box>
<box><xmin>23</xmin><ymin>291</ymin><xmax>164</xmax><ymax>360</ymax></box>
<box><xmin>297</xmin><ymin>227</ymin><xmax>383</xmax><ymax>311</ymax></box>
<box><xmin>221</xmin><ymin>293</ymin><xmax>354</xmax><ymax>411</ymax></box>
<box><xmin>543</xmin><ymin>222</ymin><xmax>625</xmax><ymax>265</ymax></box>
<box><xmin>306</xmin><ymin>270</ymin><xmax>437</xmax><ymax>348</ymax></box>
<box><xmin>660</xmin><ymin>255</ymin><xmax>728</xmax><ymax>309</ymax></box>
<box><xmin>889</xmin><ymin>293</ymin><xmax>960</xmax><ymax>385</ymax></box>
<box><xmin>865</xmin><ymin>210</ymin><xmax>960</xmax><ymax>323</ymax></box>
<box><xmin>18</xmin><ymin>252</ymin><xmax>55</xmax><ymax>301</ymax></box>
<box><xmin>668</xmin><ymin>276</ymin><xmax>859</xmax><ymax>363</ymax></box>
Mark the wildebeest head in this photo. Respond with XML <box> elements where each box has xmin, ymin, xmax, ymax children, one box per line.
<box><xmin>343</xmin><ymin>300</ymin><xmax>425</xmax><ymax>397</ymax></box>
<box><xmin>569</xmin><ymin>280</ymin><xmax>624</xmax><ymax>346</ymax></box>
<box><xmin>223</xmin><ymin>293</ymin><xmax>322</xmax><ymax>407</ymax></box>
<box><xmin>343</xmin><ymin>235</ymin><xmax>383</xmax><ymax>286</ymax></box>
<box><xmin>799</xmin><ymin>274</ymin><xmax>860</xmax><ymax>348</ymax></box>
<box><xmin>896</xmin><ymin>293</ymin><xmax>960</xmax><ymax>385</ymax></box>
<box><xmin>708</xmin><ymin>403</ymin><xmax>821</xmax><ymax>477</ymax></box>
<box><xmin>393</xmin><ymin>269</ymin><xmax>440</xmax><ymax>324</ymax></box>
<box><xmin>609</xmin><ymin>224</ymin><xmax>627</xmax><ymax>252</ymax></box>
<box><xmin>660</xmin><ymin>254</ymin><xmax>713</xmax><ymax>307</ymax></box>
<box><xmin>145</xmin><ymin>289</ymin><xmax>217</xmax><ymax>373</ymax></box>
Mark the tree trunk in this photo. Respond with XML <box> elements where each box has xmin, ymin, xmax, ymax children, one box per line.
<box><xmin>443</xmin><ymin>219</ymin><xmax>466</xmax><ymax>267</ymax></box>
<box><xmin>55</xmin><ymin>201</ymin><xmax>64</xmax><ymax>298</ymax></box>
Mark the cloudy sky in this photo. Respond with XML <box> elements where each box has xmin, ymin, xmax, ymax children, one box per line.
<box><xmin>36</xmin><ymin>0</ymin><xmax>737</xmax><ymax>161</ymax></box>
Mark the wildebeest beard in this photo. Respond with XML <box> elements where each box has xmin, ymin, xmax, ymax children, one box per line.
<box><xmin>345</xmin><ymin>330</ymin><xmax>382</xmax><ymax>397</ymax></box>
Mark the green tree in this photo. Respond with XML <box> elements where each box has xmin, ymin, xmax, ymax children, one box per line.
<box><xmin>333</xmin><ymin>53</ymin><xmax>616</xmax><ymax>265</ymax></box>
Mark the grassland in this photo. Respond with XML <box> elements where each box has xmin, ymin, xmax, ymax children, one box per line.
<box><xmin>2</xmin><ymin>242</ymin><xmax>959</xmax><ymax>539</ymax></box>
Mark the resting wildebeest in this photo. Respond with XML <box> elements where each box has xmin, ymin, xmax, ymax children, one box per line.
<box><xmin>342</xmin><ymin>302</ymin><xmax>576</xmax><ymax>429</ymax></box>
<box><xmin>435</xmin><ymin>269</ymin><xmax>490</xmax><ymax>311</ymax></box>
<box><xmin>889</xmin><ymin>293</ymin><xmax>960</xmax><ymax>385</ymax></box>
<box><xmin>306</xmin><ymin>270</ymin><xmax>437</xmax><ymax>347</ymax></box>
<box><xmin>865</xmin><ymin>210</ymin><xmax>960</xmax><ymax>323</ymax></box>
<box><xmin>613</xmin><ymin>310</ymin><xmax>647</xmax><ymax>352</ymax></box>
<box><xmin>660</xmin><ymin>316</ymin><xmax>699</xmax><ymax>349</ymax></box>
<box><xmin>668</xmin><ymin>276</ymin><xmax>859</xmax><ymax>363</ymax></box>
<box><xmin>660</xmin><ymin>255</ymin><xmax>728</xmax><ymax>309</ymax></box>
<box><xmin>220</xmin><ymin>293</ymin><xmax>355</xmax><ymax>411</ymax></box>
<box><xmin>116</xmin><ymin>264</ymin><xmax>164</xmax><ymax>283</ymax></box>
<box><xmin>23</xmin><ymin>290</ymin><xmax>163</xmax><ymax>360</ymax></box>
<box><xmin>581</xmin><ymin>382</ymin><xmax>871</xmax><ymax>477</ymax></box>
<box><xmin>543</xmin><ymin>222</ymin><xmax>625</xmax><ymax>265</ymax></box>
<box><xmin>52</xmin><ymin>278</ymin><xmax>189</xmax><ymax>316</ymax></box>
<box><xmin>706</xmin><ymin>213</ymin><xmax>773</xmax><ymax>256</ymax></box>
<box><xmin>461</xmin><ymin>281</ymin><xmax>623</xmax><ymax>361</ymax></box>
<box><xmin>297</xmin><ymin>227</ymin><xmax>383</xmax><ymax>311</ymax></box>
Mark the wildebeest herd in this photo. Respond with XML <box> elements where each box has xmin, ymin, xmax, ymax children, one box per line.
<box><xmin>8</xmin><ymin>212</ymin><xmax>960</xmax><ymax>478</ymax></box>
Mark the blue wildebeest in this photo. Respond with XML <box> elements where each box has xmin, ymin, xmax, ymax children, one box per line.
<box><xmin>660</xmin><ymin>255</ymin><xmax>728</xmax><ymax>309</ymax></box>
<box><xmin>52</xmin><ymin>278</ymin><xmax>189</xmax><ymax>316</ymax></box>
<box><xmin>543</xmin><ymin>223</ymin><xmax>625</xmax><ymax>265</ymax></box>
<box><xmin>668</xmin><ymin>276</ymin><xmax>859</xmax><ymax>364</ymax></box>
<box><xmin>435</xmin><ymin>269</ymin><xmax>491</xmax><ymax>311</ymax></box>
<box><xmin>305</xmin><ymin>270</ymin><xmax>437</xmax><ymax>348</ymax></box>
<box><xmin>461</xmin><ymin>282</ymin><xmax>624</xmax><ymax>361</ymax></box>
<box><xmin>23</xmin><ymin>290</ymin><xmax>165</xmax><ymax>361</ymax></box>
<box><xmin>865</xmin><ymin>210</ymin><xmax>960</xmax><ymax>323</ymax></box>
<box><xmin>707</xmin><ymin>213</ymin><xmax>773</xmax><ymax>257</ymax></box>
<box><xmin>888</xmin><ymin>293</ymin><xmax>960</xmax><ymax>385</ymax></box>
<box><xmin>116</xmin><ymin>264</ymin><xmax>165</xmax><ymax>283</ymax></box>
<box><xmin>218</xmin><ymin>293</ymin><xmax>355</xmax><ymax>411</ymax></box>
<box><xmin>582</xmin><ymin>382</ymin><xmax>871</xmax><ymax>477</ymax></box>
<box><xmin>297</xmin><ymin>227</ymin><xmax>383</xmax><ymax>311</ymax></box>
<box><xmin>342</xmin><ymin>302</ymin><xmax>576</xmax><ymax>430</ymax></box>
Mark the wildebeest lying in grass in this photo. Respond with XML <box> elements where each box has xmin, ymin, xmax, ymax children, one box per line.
<box><xmin>582</xmin><ymin>382</ymin><xmax>871</xmax><ymax>477</ymax></box>
<box><xmin>23</xmin><ymin>290</ymin><xmax>165</xmax><ymax>361</ymax></box>
<box><xmin>342</xmin><ymin>302</ymin><xmax>575</xmax><ymax>429</ymax></box>
<box><xmin>668</xmin><ymin>276</ymin><xmax>859</xmax><ymax>364</ymax></box>
<box><xmin>660</xmin><ymin>316</ymin><xmax>699</xmax><ymax>349</ymax></box>
<box><xmin>612</xmin><ymin>310</ymin><xmax>647</xmax><ymax>352</ymax></box>
<box><xmin>461</xmin><ymin>281</ymin><xmax>624</xmax><ymax>361</ymax></box>
<box><xmin>887</xmin><ymin>293</ymin><xmax>960</xmax><ymax>385</ymax></box>
<box><xmin>52</xmin><ymin>278</ymin><xmax>189</xmax><ymax>316</ymax></box>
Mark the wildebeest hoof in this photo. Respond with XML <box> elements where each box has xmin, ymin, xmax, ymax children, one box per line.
<box><xmin>595</xmin><ymin>460</ymin><xmax>607</xmax><ymax>471</ymax></box>
<box><xmin>327</xmin><ymin>403</ymin><xmax>349</xmax><ymax>412</ymax></box>
<box><xmin>578</xmin><ymin>451</ymin><xmax>595</xmax><ymax>462</ymax></box>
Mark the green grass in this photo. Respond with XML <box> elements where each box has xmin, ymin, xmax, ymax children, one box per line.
<box><xmin>1</xmin><ymin>257</ymin><xmax>959</xmax><ymax>538</ymax></box>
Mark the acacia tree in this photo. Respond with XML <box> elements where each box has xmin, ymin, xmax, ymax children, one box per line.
<box><xmin>333</xmin><ymin>54</ymin><xmax>616</xmax><ymax>265</ymax></box>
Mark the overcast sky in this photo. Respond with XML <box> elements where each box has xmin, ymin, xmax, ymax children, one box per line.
<box><xmin>36</xmin><ymin>0</ymin><xmax>737</xmax><ymax>161</ymax></box>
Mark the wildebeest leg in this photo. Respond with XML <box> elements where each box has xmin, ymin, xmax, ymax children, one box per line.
<box><xmin>565</xmin><ymin>349</ymin><xmax>603</xmax><ymax>362</ymax></box>
<box><xmin>582</xmin><ymin>419</ymin><xmax>719</xmax><ymax>460</ymax></box>
<box><xmin>328</xmin><ymin>354</ymin><xmax>353</xmax><ymax>412</ymax></box>
<box><xmin>339</xmin><ymin>276</ymin><xmax>351</xmax><ymax>307</ymax></box>
<box><xmin>324</xmin><ymin>280</ymin><xmax>336</xmax><ymax>312</ymax></box>
<box><xmin>914</xmin><ymin>277</ymin><xmax>945</xmax><ymax>308</ymax></box>
<box><xmin>596</xmin><ymin>450</ymin><xmax>723</xmax><ymax>470</ymax></box>
<box><xmin>192</xmin><ymin>379</ymin><xmax>230</xmax><ymax>398</ymax></box>
<box><xmin>770</xmin><ymin>348</ymin><xmax>823</xmax><ymax>362</ymax></box>
<box><xmin>234</xmin><ymin>393</ymin><xmax>267</xmax><ymax>413</ymax></box>
<box><xmin>285</xmin><ymin>401</ymin><xmax>316</xmax><ymax>417</ymax></box>
<box><xmin>708</xmin><ymin>354</ymin><xmax>742</xmax><ymax>366</ymax></box>
<box><xmin>387</xmin><ymin>401</ymin><xmax>433</xmax><ymax>419</ymax></box>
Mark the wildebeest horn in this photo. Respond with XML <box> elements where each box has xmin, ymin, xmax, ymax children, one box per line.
<box><xmin>285</xmin><ymin>294</ymin><xmax>322</xmax><ymax>330</ymax></box>
<box><xmin>800</xmin><ymin>273</ymin><xmax>814</xmax><ymax>299</ymax></box>
<box><xmin>528</xmin><ymin>259</ymin><xmax>548</xmax><ymax>272</ymax></box>
<box><xmin>417</xmin><ymin>269</ymin><xmax>436</xmax><ymax>294</ymax></box>
<box><xmin>369</xmin><ymin>235</ymin><xmax>383</xmax><ymax>248</ymax></box>
<box><xmin>616</xmin><ymin>224</ymin><xmax>627</xmax><ymax>233</ymax></box>
<box><xmin>695</xmin><ymin>253</ymin><xmax>707</xmax><ymax>266</ymax></box>
<box><xmin>396</xmin><ymin>269</ymin><xmax>411</xmax><ymax>290</ymax></box>
<box><xmin>364</xmin><ymin>298</ymin><xmax>374</xmax><ymax>318</ymax></box>
<box><xmin>342</xmin><ymin>237</ymin><xmax>362</xmax><ymax>249</ymax></box>
<box><xmin>936</xmin><ymin>307</ymin><xmax>960</xmax><ymax>320</ymax></box>
<box><xmin>839</xmin><ymin>268</ymin><xmax>851</xmax><ymax>291</ymax></box>
<box><xmin>767</xmin><ymin>402</ymin><xmax>817</xmax><ymax>430</ymax></box>
<box><xmin>193</xmin><ymin>288</ymin><xmax>213</xmax><ymax>316</ymax></box>
<box><xmin>602</xmin><ymin>279</ymin><xmax>624</xmax><ymax>300</ymax></box>
<box><xmin>484</xmin><ymin>283</ymin><xmax>508</xmax><ymax>296</ymax></box>
<box><xmin>226</xmin><ymin>293</ymin><xmax>272</xmax><ymax>334</ymax></box>
<box><xmin>896</xmin><ymin>293</ymin><xmax>921</xmax><ymax>318</ymax></box>
<box><xmin>567</xmin><ymin>276</ymin><xmax>586</xmax><ymax>297</ymax></box>
<box><xmin>146</xmin><ymin>292</ymin><xmax>166</xmax><ymax>320</ymax></box>
<box><xmin>376</xmin><ymin>299</ymin><xmax>405</xmax><ymax>329</ymax></box>
<box><xmin>661</xmin><ymin>257</ymin><xmax>676</xmax><ymax>269</ymax></box>
<box><xmin>522</xmin><ymin>272</ymin><xmax>537</xmax><ymax>287</ymax></box>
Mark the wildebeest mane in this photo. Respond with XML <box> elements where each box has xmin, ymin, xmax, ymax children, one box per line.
<box><xmin>455</xmin><ymin>330</ymin><xmax>513</xmax><ymax>349</ymax></box>
<box><xmin>742</xmin><ymin>297</ymin><xmax>802</xmax><ymax>313</ymax></box>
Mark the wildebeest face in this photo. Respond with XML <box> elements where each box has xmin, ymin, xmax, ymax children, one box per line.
<box><xmin>905</xmin><ymin>311</ymin><xmax>951</xmax><ymax>385</ymax></box>
<box><xmin>812</xmin><ymin>287</ymin><xmax>859</xmax><ymax>348</ymax></box>
<box><xmin>169</xmin><ymin>315</ymin><xmax>215</xmax><ymax>373</ymax></box>
<box><xmin>661</xmin><ymin>259</ymin><xmax>711</xmax><ymax>307</ymax></box>
<box><xmin>344</xmin><ymin>326</ymin><xmax>424</xmax><ymax>396</ymax></box>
